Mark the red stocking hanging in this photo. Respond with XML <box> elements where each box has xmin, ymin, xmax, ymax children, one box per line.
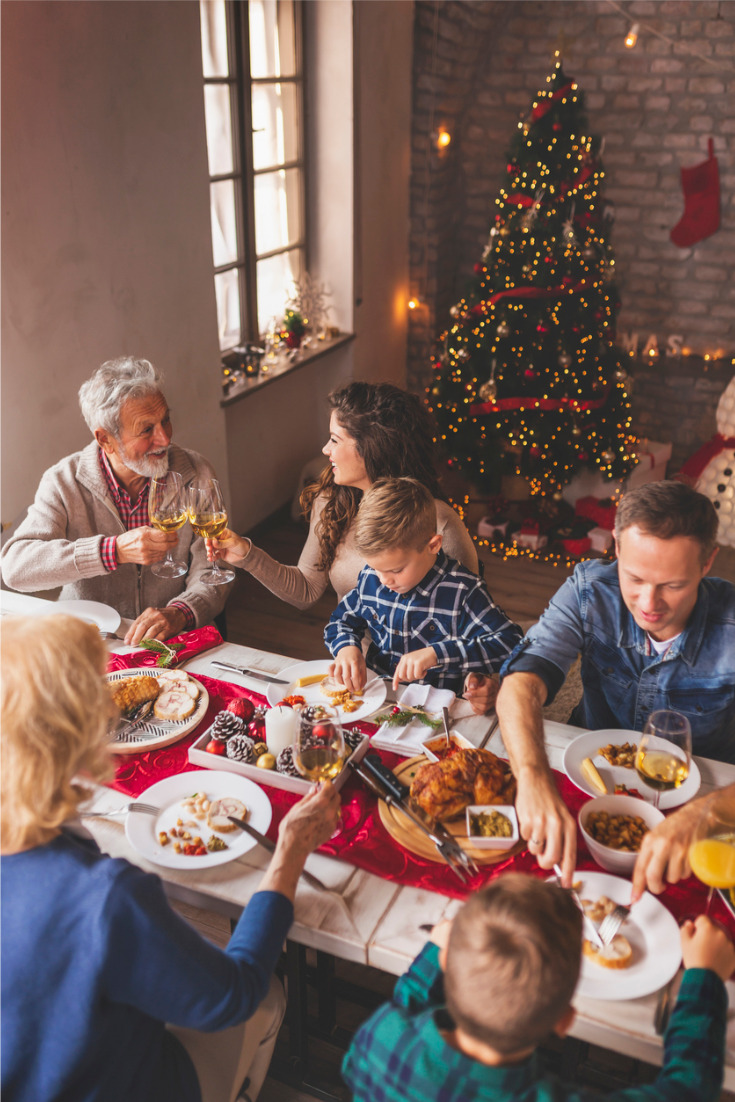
<box><xmin>670</xmin><ymin>137</ymin><xmax>720</xmax><ymax>248</ymax></box>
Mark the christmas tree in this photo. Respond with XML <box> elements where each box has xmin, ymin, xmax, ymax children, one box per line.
<box><xmin>428</xmin><ymin>57</ymin><xmax>638</xmax><ymax>502</ymax></box>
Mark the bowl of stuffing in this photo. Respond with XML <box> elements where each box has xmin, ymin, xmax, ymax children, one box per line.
<box><xmin>579</xmin><ymin>794</ymin><xmax>664</xmax><ymax>875</ymax></box>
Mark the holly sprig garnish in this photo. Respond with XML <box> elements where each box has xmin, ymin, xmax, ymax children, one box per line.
<box><xmin>374</xmin><ymin>706</ymin><xmax>442</xmax><ymax>730</ymax></box>
<box><xmin>139</xmin><ymin>637</ymin><xmax>185</xmax><ymax>668</ymax></box>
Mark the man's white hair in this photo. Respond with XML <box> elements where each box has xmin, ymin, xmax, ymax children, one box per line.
<box><xmin>78</xmin><ymin>357</ymin><xmax>163</xmax><ymax>436</ymax></box>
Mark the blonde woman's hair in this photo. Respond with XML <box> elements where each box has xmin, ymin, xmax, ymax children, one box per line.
<box><xmin>354</xmin><ymin>477</ymin><xmax>437</xmax><ymax>557</ymax></box>
<box><xmin>1</xmin><ymin>616</ymin><xmax>114</xmax><ymax>853</ymax></box>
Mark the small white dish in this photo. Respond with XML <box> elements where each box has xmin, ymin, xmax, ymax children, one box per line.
<box><xmin>579</xmin><ymin>794</ymin><xmax>664</xmax><ymax>875</ymax></box>
<box><xmin>41</xmin><ymin>599</ymin><xmax>122</xmax><ymax>634</ymax></box>
<box><xmin>421</xmin><ymin>730</ymin><xmax>474</xmax><ymax>762</ymax></box>
<box><xmin>465</xmin><ymin>804</ymin><xmax>519</xmax><ymax>850</ymax></box>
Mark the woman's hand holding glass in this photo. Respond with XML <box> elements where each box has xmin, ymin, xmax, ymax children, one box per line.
<box><xmin>148</xmin><ymin>471</ymin><xmax>189</xmax><ymax>578</ymax></box>
<box><xmin>188</xmin><ymin>479</ymin><xmax>236</xmax><ymax>585</ymax></box>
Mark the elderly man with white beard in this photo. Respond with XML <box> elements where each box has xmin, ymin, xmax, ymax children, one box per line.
<box><xmin>1</xmin><ymin>357</ymin><xmax>230</xmax><ymax>644</ymax></box>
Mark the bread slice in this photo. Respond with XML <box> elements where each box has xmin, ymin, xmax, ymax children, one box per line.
<box><xmin>153</xmin><ymin>688</ymin><xmax>196</xmax><ymax>721</ymax></box>
<box><xmin>207</xmin><ymin>797</ymin><xmax>248</xmax><ymax>832</ymax></box>
<box><xmin>583</xmin><ymin>934</ymin><xmax>633</xmax><ymax>970</ymax></box>
<box><xmin>320</xmin><ymin>673</ymin><xmax>348</xmax><ymax>695</ymax></box>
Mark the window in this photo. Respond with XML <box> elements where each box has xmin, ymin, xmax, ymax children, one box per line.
<box><xmin>200</xmin><ymin>0</ymin><xmax>305</xmax><ymax>352</ymax></box>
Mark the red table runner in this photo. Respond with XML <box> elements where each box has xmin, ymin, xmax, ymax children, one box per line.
<box><xmin>107</xmin><ymin>634</ymin><xmax>735</xmax><ymax>931</ymax></box>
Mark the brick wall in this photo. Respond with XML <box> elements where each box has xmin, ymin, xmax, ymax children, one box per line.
<box><xmin>409</xmin><ymin>0</ymin><xmax>735</xmax><ymax>468</ymax></box>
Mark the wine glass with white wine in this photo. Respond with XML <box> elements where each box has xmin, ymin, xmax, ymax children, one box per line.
<box><xmin>293</xmin><ymin>705</ymin><xmax>346</xmax><ymax>784</ymax></box>
<box><xmin>634</xmin><ymin>709</ymin><xmax>692</xmax><ymax>810</ymax></box>
<box><xmin>148</xmin><ymin>471</ymin><xmax>188</xmax><ymax>578</ymax></box>
<box><xmin>188</xmin><ymin>478</ymin><xmax>236</xmax><ymax>585</ymax></box>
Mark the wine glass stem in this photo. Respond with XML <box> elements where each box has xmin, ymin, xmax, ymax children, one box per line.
<box><xmin>653</xmin><ymin>789</ymin><xmax>661</xmax><ymax>810</ymax></box>
<box><xmin>705</xmin><ymin>886</ymin><xmax>714</xmax><ymax>916</ymax></box>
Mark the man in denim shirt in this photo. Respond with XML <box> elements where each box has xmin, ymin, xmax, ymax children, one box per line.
<box><xmin>495</xmin><ymin>481</ymin><xmax>735</xmax><ymax>883</ymax></box>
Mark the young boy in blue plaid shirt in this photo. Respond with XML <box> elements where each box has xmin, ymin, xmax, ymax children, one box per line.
<box><xmin>324</xmin><ymin>478</ymin><xmax>522</xmax><ymax>694</ymax></box>
<box><xmin>343</xmin><ymin>874</ymin><xmax>735</xmax><ymax>1102</ymax></box>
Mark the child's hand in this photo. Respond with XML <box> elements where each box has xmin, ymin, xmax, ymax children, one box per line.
<box><xmin>681</xmin><ymin>915</ymin><xmax>735</xmax><ymax>981</ymax></box>
<box><xmin>392</xmin><ymin>647</ymin><xmax>438</xmax><ymax>691</ymax></box>
<box><xmin>429</xmin><ymin>919</ymin><xmax>453</xmax><ymax>952</ymax></box>
<box><xmin>331</xmin><ymin>647</ymin><xmax>367</xmax><ymax>694</ymax></box>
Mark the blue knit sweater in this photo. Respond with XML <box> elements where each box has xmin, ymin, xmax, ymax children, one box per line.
<box><xmin>1</xmin><ymin>831</ymin><xmax>293</xmax><ymax>1102</ymax></box>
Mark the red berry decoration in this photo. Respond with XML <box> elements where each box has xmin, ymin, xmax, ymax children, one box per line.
<box><xmin>227</xmin><ymin>698</ymin><xmax>255</xmax><ymax>723</ymax></box>
<box><xmin>206</xmin><ymin>739</ymin><xmax>227</xmax><ymax>755</ymax></box>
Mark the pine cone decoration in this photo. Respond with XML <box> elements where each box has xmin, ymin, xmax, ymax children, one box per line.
<box><xmin>344</xmin><ymin>728</ymin><xmax>363</xmax><ymax>753</ymax></box>
<box><xmin>226</xmin><ymin>732</ymin><xmax>256</xmax><ymax>763</ymax></box>
<box><xmin>276</xmin><ymin>746</ymin><xmax>301</xmax><ymax>777</ymax></box>
<box><xmin>211</xmin><ymin>711</ymin><xmax>245</xmax><ymax>741</ymax></box>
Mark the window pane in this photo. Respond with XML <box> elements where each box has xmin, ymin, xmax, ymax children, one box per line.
<box><xmin>200</xmin><ymin>0</ymin><xmax>229</xmax><ymax>79</ymax></box>
<box><xmin>204</xmin><ymin>85</ymin><xmax>234</xmax><ymax>176</ymax></box>
<box><xmin>257</xmin><ymin>249</ymin><xmax>303</xmax><ymax>336</ymax></box>
<box><xmin>254</xmin><ymin>168</ymin><xmax>302</xmax><ymax>256</ymax></box>
<box><xmin>210</xmin><ymin>180</ymin><xmax>239</xmax><ymax>268</ymax></box>
<box><xmin>252</xmin><ymin>82</ymin><xmax>298</xmax><ymax>170</ymax></box>
<box><xmin>215</xmin><ymin>269</ymin><xmax>242</xmax><ymax>351</ymax></box>
<box><xmin>249</xmin><ymin>0</ymin><xmax>297</xmax><ymax>79</ymax></box>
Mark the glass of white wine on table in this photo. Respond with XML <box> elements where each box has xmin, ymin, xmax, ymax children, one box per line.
<box><xmin>148</xmin><ymin>471</ymin><xmax>189</xmax><ymax>579</ymax></box>
<box><xmin>688</xmin><ymin>805</ymin><xmax>735</xmax><ymax>915</ymax></box>
<box><xmin>188</xmin><ymin>478</ymin><xmax>236</xmax><ymax>586</ymax></box>
<box><xmin>293</xmin><ymin>705</ymin><xmax>346</xmax><ymax>838</ymax></box>
<box><xmin>634</xmin><ymin>709</ymin><xmax>692</xmax><ymax>810</ymax></box>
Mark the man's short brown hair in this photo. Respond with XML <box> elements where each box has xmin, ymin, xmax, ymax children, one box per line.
<box><xmin>614</xmin><ymin>480</ymin><xmax>719</xmax><ymax>562</ymax></box>
<box><xmin>444</xmin><ymin>875</ymin><xmax>582</xmax><ymax>1055</ymax></box>
<box><xmin>354</xmin><ymin>477</ymin><xmax>437</xmax><ymax>556</ymax></box>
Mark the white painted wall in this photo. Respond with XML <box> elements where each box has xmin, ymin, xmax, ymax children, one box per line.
<box><xmin>1</xmin><ymin>0</ymin><xmax>226</xmax><ymax>526</ymax></box>
<box><xmin>1</xmin><ymin>0</ymin><xmax>415</xmax><ymax>533</ymax></box>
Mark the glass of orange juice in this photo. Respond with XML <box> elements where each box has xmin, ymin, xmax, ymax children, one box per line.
<box><xmin>688</xmin><ymin>805</ymin><xmax>735</xmax><ymax>914</ymax></box>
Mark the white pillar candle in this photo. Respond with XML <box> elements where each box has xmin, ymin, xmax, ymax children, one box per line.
<box><xmin>265</xmin><ymin>705</ymin><xmax>299</xmax><ymax>756</ymax></box>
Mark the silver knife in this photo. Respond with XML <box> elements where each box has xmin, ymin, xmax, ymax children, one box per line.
<box><xmin>211</xmin><ymin>660</ymin><xmax>289</xmax><ymax>685</ymax></box>
<box><xmin>227</xmin><ymin>816</ymin><xmax>329</xmax><ymax>892</ymax></box>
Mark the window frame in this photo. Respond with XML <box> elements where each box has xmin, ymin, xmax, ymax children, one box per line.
<box><xmin>202</xmin><ymin>0</ymin><xmax>307</xmax><ymax>353</ymax></box>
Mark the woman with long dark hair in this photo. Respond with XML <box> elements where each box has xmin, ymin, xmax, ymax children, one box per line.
<box><xmin>211</xmin><ymin>381</ymin><xmax>478</xmax><ymax>607</ymax></box>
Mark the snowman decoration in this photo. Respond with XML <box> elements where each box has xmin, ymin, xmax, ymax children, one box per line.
<box><xmin>680</xmin><ymin>375</ymin><xmax>735</xmax><ymax>548</ymax></box>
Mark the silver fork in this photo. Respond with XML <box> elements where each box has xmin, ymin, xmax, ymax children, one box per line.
<box><xmin>598</xmin><ymin>903</ymin><xmax>630</xmax><ymax>946</ymax></box>
<box><xmin>78</xmin><ymin>802</ymin><xmax>159</xmax><ymax>818</ymax></box>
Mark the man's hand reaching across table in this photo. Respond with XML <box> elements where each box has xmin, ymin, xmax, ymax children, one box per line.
<box><xmin>515</xmin><ymin>765</ymin><xmax>577</xmax><ymax>884</ymax></box>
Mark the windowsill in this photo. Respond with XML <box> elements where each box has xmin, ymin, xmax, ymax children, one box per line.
<box><xmin>219</xmin><ymin>331</ymin><xmax>355</xmax><ymax>407</ymax></box>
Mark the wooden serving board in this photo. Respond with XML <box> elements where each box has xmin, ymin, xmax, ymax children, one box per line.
<box><xmin>377</xmin><ymin>756</ymin><xmax>525</xmax><ymax>866</ymax></box>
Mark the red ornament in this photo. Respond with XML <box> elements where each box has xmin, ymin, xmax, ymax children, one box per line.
<box><xmin>248</xmin><ymin>718</ymin><xmax>265</xmax><ymax>739</ymax></box>
<box><xmin>524</xmin><ymin>368</ymin><xmax>537</xmax><ymax>379</ymax></box>
<box><xmin>206</xmin><ymin>739</ymin><xmax>227</xmax><ymax>755</ymax></box>
<box><xmin>474</xmin><ymin>263</ymin><xmax>484</xmax><ymax>275</ymax></box>
<box><xmin>536</xmin><ymin>323</ymin><xmax>549</xmax><ymax>333</ymax></box>
<box><xmin>553</xmin><ymin>122</ymin><xmax>562</xmax><ymax>131</ymax></box>
<box><xmin>579</xmin><ymin>451</ymin><xmax>589</xmax><ymax>461</ymax></box>
<box><xmin>529</xmin><ymin>445</ymin><xmax>541</xmax><ymax>458</ymax></box>
<box><xmin>227</xmin><ymin>698</ymin><xmax>255</xmax><ymax>723</ymax></box>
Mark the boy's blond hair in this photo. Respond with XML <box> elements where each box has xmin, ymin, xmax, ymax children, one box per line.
<box><xmin>1</xmin><ymin>616</ymin><xmax>113</xmax><ymax>853</ymax></box>
<box><xmin>444</xmin><ymin>874</ymin><xmax>582</xmax><ymax>1055</ymax></box>
<box><xmin>354</xmin><ymin>477</ymin><xmax>437</xmax><ymax>556</ymax></box>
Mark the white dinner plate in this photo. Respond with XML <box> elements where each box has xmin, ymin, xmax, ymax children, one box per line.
<box><xmin>107</xmin><ymin>670</ymin><xmax>209</xmax><ymax>754</ymax></box>
<box><xmin>564</xmin><ymin>729</ymin><xmax>701</xmax><ymax>810</ymax></box>
<box><xmin>126</xmin><ymin>771</ymin><xmax>272</xmax><ymax>870</ymax></box>
<box><xmin>574</xmin><ymin>871</ymin><xmax>681</xmax><ymax>1001</ymax></box>
<box><xmin>31</xmin><ymin>599</ymin><xmax>121</xmax><ymax>633</ymax></box>
<box><xmin>265</xmin><ymin>659</ymin><xmax>387</xmax><ymax>723</ymax></box>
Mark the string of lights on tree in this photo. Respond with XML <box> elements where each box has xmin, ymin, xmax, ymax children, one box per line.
<box><xmin>427</xmin><ymin>56</ymin><xmax>639</xmax><ymax>504</ymax></box>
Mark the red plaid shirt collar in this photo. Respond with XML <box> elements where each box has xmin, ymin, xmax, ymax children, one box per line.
<box><xmin>99</xmin><ymin>448</ymin><xmax>151</xmax><ymax>529</ymax></box>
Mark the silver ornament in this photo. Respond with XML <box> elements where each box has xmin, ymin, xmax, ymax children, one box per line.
<box><xmin>601</xmin><ymin>449</ymin><xmax>615</xmax><ymax>463</ymax></box>
<box><xmin>478</xmin><ymin>379</ymin><xmax>497</xmax><ymax>402</ymax></box>
<box><xmin>496</xmin><ymin>321</ymin><xmax>510</xmax><ymax>339</ymax></box>
<box><xmin>558</xmin><ymin>352</ymin><xmax>572</xmax><ymax>368</ymax></box>
<box><xmin>457</xmin><ymin>348</ymin><xmax>470</xmax><ymax>362</ymax></box>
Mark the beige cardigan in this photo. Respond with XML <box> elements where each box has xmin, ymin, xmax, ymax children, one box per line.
<box><xmin>1</xmin><ymin>443</ymin><xmax>229</xmax><ymax>626</ymax></box>
<box><xmin>237</xmin><ymin>493</ymin><xmax>479</xmax><ymax>610</ymax></box>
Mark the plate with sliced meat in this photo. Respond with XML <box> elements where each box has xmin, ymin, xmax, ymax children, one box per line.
<box><xmin>106</xmin><ymin>668</ymin><xmax>209</xmax><ymax>754</ymax></box>
<box><xmin>126</xmin><ymin>771</ymin><xmax>272</xmax><ymax>869</ymax></box>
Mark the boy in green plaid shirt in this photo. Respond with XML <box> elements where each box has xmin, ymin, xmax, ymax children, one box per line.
<box><xmin>343</xmin><ymin>874</ymin><xmax>735</xmax><ymax>1101</ymax></box>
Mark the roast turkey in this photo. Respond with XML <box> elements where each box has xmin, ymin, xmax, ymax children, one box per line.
<box><xmin>410</xmin><ymin>748</ymin><xmax>516</xmax><ymax>822</ymax></box>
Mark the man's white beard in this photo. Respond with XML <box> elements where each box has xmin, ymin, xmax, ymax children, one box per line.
<box><xmin>117</xmin><ymin>442</ymin><xmax>170</xmax><ymax>480</ymax></box>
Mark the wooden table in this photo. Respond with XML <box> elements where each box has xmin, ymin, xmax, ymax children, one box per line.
<box><xmin>48</xmin><ymin>632</ymin><xmax>735</xmax><ymax>1088</ymax></box>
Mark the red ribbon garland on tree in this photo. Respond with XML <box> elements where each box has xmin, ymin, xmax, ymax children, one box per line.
<box><xmin>531</xmin><ymin>81</ymin><xmax>575</xmax><ymax>121</ymax></box>
<box><xmin>471</xmin><ymin>277</ymin><xmax>592</xmax><ymax>315</ymax></box>
<box><xmin>469</xmin><ymin>385</ymin><xmax>611</xmax><ymax>418</ymax></box>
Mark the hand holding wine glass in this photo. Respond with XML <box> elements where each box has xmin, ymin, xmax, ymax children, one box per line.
<box><xmin>148</xmin><ymin>471</ymin><xmax>188</xmax><ymax>578</ymax></box>
<box><xmin>188</xmin><ymin>478</ymin><xmax>236</xmax><ymax>585</ymax></box>
<box><xmin>634</xmin><ymin>709</ymin><xmax>692</xmax><ymax>810</ymax></box>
